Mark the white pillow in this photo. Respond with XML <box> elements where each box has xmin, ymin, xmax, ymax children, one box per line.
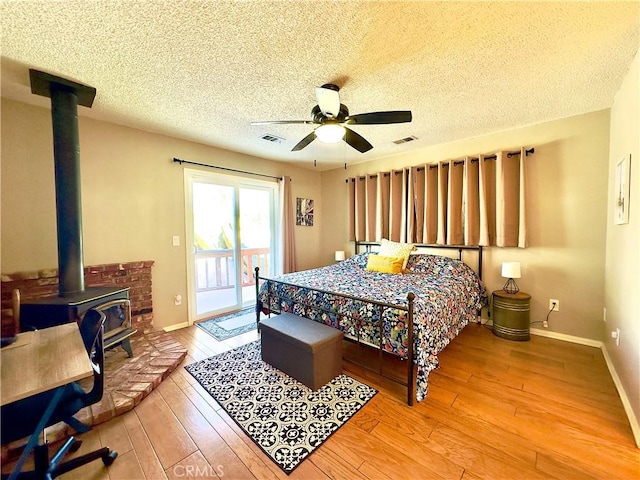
<box><xmin>378</xmin><ymin>238</ymin><xmax>415</xmax><ymax>270</ymax></box>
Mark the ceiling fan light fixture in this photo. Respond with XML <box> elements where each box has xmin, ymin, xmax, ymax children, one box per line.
<box><xmin>315</xmin><ymin>123</ymin><xmax>345</xmax><ymax>143</ymax></box>
<box><xmin>254</xmin><ymin>84</ymin><xmax>411</xmax><ymax>153</ymax></box>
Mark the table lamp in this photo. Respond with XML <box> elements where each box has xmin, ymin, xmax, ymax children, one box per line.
<box><xmin>501</xmin><ymin>262</ymin><xmax>521</xmax><ymax>294</ymax></box>
<box><xmin>335</xmin><ymin>251</ymin><xmax>345</xmax><ymax>262</ymax></box>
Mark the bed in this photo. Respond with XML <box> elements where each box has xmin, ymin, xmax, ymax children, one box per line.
<box><xmin>255</xmin><ymin>243</ymin><xmax>487</xmax><ymax>405</ymax></box>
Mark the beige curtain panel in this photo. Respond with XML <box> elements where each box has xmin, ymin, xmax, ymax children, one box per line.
<box><xmin>447</xmin><ymin>160</ymin><xmax>464</xmax><ymax>245</ymax></box>
<box><xmin>365</xmin><ymin>175</ymin><xmax>377</xmax><ymax>241</ymax></box>
<box><xmin>424</xmin><ymin>165</ymin><xmax>439</xmax><ymax>244</ymax></box>
<box><xmin>436</xmin><ymin>162</ymin><xmax>448</xmax><ymax>245</ymax></box>
<box><xmin>347</xmin><ymin>147</ymin><xmax>530</xmax><ymax>247</ymax></box>
<box><xmin>464</xmin><ymin>156</ymin><xmax>480</xmax><ymax>245</ymax></box>
<box><xmin>518</xmin><ymin>151</ymin><xmax>527</xmax><ymax>248</ymax></box>
<box><xmin>389</xmin><ymin>170</ymin><xmax>407</xmax><ymax>242</ymax></box>
<box><xmin>355</xmin><ymin>176</ymin><xmax>366</xmax><ymax>241</ymax></box>
<box><xmin>377</xmin><ymin>172</ymin><xmax>391</xmax><ymax>241</ymax></box>
<box><xmin>479</xmin><ymin>153</ymin><xmax>496</xmax><ymax>246</ymax></box>
<box><xmin>280</xmin><ymin>176</ymin><xmax>297</xmax><ymax>273</ymax></box>
<box><xmin>409</xmin><ymin>166</ymin><xmax>424</xmax><ymax>243</ymax></box>
<box><xmin>347</xmin><ymin>178</ymin><xmax>356</xmax><ymax>241</ymax></box>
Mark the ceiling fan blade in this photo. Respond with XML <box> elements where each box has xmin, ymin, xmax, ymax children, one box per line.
<box><xmin>251</xmin><ymin>120</ymin><xmax>313</xmax><ymax>125</ymax></box>
<box><xmin>291</xmin><ymin>131</ymin><xmax>317</xmax><ymax>151</ymax></box>
<box><xmin>346</xmin><ymin>111</ymin><xmax>412</xmax><ymax>125</ymax></box>
<box><xmin>315</xmin><ymin>84</ymin><xmax>340</xmax><ymax>117</ymax></box>
<box><xmin>344</xmin><ymin>127</ymin><xmax>373</xmax><ymax>153</ymax></box>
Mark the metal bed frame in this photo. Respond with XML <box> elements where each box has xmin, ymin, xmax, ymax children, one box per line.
<box><xmin>255</xmin><ymin>242</ymin><xmax>483</xmax><ymax>406</ymax></box>
<box><xmin>355</xmin><ymin>241</ymin><xmax>483</xmax><ymax>279</ymax></box>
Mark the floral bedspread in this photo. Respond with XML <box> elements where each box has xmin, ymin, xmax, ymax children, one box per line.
<box><xmin>257</xmin><ymin>252</ymin><xmax>487</xmax><ymax>401</ymax></box>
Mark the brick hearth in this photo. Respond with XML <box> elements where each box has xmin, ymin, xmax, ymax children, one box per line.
<box><xmin>79</xmin><ymin>330</ymin><xmax>187</xmax><ymax>427</ymax></box>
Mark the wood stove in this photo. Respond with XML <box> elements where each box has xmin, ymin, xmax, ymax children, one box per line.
<box><xmin>20</xmin><ymin>287</ymin><xmax>137</xmax><ymax>357</ymax></box>
<box><xmin>95</xmin><ymin>298</ymin><xmax>136</xmax><ymax>357</ymax></box>
<box><xmin>16</xmin><ymin>70</ymin><xmax>138</xmax><ymax>356</ymax></box>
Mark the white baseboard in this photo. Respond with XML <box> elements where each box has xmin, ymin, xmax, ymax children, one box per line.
<box><xmin>530</xmin><ymin>327</ymin><xmax>640</xmax><ymax>449</ymax></box>
<box><xmin>601</xmin><ymin>345</ymin><xmax>640</xmax><ymax>449</ymax></box>
<box><xmin>530</xmin><ymin>327</ymin><xmax>602</xmax><ymax>348</ymax></box>
<box><xmin>163</xmin><ymin>321</ymin><xmax>190</xmax><ymax>332</ymax></box>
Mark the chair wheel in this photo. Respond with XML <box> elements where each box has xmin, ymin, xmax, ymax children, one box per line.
<box><xmin>70</xmin><ymin>439</ymin><xmax>83</xmax><ymax>452</ymax></box>
<box><xmin>102</xmin><ymin>450</ymin><xmax>118</xmax><ymax>466</ymax></box>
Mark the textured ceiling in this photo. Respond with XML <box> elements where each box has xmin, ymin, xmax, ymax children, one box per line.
<box><xmin>1</xmin><ymin>1</ymin><xmax>639</xmax><ymax>171</ymax></box>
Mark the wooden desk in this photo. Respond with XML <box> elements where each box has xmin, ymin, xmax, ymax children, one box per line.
<box><xmin>1</xmin><ymin>323</ymin><xmax>93</xmax><ymax>406</ymax></box>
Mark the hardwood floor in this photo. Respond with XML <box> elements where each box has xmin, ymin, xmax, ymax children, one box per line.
<box><xmin>4</xmin><ymin>323</ymin><xmax>639</xmax><ymax>479</ymax></box>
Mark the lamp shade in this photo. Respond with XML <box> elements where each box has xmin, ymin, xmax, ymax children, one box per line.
<box><xmin>315</xmin><ymin>123</ymin><xmax>345</xmax><ymax>143</ymax></box>
<box><xmin>501</xmin><ymin>262</ymin><xmax>521</xmax><ymax>279</ymax></box>
<box><xmin>334</xmin><ymin>250</ymin><xmax>345</xmax><ymax>261</ymax></box>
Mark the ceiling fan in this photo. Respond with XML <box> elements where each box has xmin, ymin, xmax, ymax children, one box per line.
<box><xmin>251</xmin><ymin>83</ymin><xmax>412</xmax><ymax>153</ymax></box>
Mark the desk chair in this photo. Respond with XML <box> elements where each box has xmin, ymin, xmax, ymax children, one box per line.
<box><xmin>1</xmin><ymin>310</ymin><xmax>118</xmax><ymax>479</ymax></box>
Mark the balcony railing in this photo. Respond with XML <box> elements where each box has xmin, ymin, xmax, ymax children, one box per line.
<box><xmin>195</xmin><ymin>248</ymin><xmax>270</xmax><ymax>292</ymax></box>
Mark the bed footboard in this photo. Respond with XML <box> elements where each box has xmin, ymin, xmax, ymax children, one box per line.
<box><xmin>254</xmin><ymin>266</ymin><xmax>417</xmax><ymax>405</ymax></box>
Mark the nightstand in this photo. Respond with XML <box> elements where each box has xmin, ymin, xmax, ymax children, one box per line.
<box><xmin>492</xmin><ymin>290</ymin><xmax>531</xmax><ymax>341</ymax></box>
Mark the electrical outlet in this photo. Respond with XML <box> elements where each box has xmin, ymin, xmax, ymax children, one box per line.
<box><xmin>549</xmin><ymin>299</ymin><xmax>560</xmax><ymax>312</ymax></box>
<box><xmin>172</xmin><ymin>235</ymin><xmax>180</xmax><ymax>247</ymax></box>
<box><xmin>611</xmin><ymin>328</ymin><xmax>621</xmax><ymax>347</ymax></box>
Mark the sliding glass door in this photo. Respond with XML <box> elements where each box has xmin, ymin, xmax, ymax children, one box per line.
<box><xmin>185</xmin><ymin>170</ymin><xmax>277</xmax><ymax>322</ymax></box>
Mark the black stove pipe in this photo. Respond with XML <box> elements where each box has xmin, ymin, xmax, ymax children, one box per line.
<box><xmin>51</xmin><ymin>87</ymin><xmax>84</xmax><ymax>295</ymax></box>
<box><xmin>29</xmin><ymin>69</ymin><xmax>96</xmax><ymax>297</ymax></box>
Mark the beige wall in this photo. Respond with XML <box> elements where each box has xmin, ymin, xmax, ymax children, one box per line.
<box><xmin>605</xmin><ymin>47</ymin><xmax>640</xmax><ymax>445</ymax></box>
<box><xmin>1</xmin><ymin>97</ymin><xmax>614</xmax><ymax>339</ymax></box>
<box><xmin>321</xmin><ymin>110</ymin><xmax>611</xmax><ymax>341</ymax></box>
<box><xmin>1</xmin><ymin>98</ymin><xmax>323</xmax><ymax>330</ymax></box>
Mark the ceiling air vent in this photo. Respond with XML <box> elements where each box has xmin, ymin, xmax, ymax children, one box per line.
<box><xmin>260</xmin><ymin>134</ymin><xmax>285</xmax><ymax>143</ymax></box>
<box><xmin>393</xmin><ymin>135</ymin><xmax>418</xmax><ymax>145</ymax></box>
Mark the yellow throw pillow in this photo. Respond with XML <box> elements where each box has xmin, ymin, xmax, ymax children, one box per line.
<box><xmin>366</xmin><ymin>255</ymin><xmax>405</xmax><ymax>274</ymax></box>
<box><xmin>378</xmin><ymin>238</ymin><xmax>415</xmax><ymax>270</ymax></box>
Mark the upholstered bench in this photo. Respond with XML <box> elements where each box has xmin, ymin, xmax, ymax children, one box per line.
<box><xmin>259</xmin><ymin>313</ymin><xmax>343</xmax><ymax>390</ymax></box>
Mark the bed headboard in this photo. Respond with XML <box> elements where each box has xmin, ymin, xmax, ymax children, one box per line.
<box><xmin>355</xmin><ymin>241</ymin><xmax>484</xmax><ymax>280</ymax></box>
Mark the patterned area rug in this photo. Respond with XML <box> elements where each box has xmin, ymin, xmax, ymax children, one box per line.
<box><xmin>184</xmin><ymin>341</ymin><xmax>377</xmax><ymax>474</ymax></box>
<box><xmin>196</xmin><ymin>307</ymin><xmax>257</xmax><ymax>340</ymax></box>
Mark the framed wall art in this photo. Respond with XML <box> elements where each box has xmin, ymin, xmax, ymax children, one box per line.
<box><xmin>296</xmin><ymin>197</ymin><xmax>314</xmax><ymax>226</ymax></box>
<box><xmin>614</xmin><ymin>154</ymin><xmax>631</xmax><ymax>225</ymax></box>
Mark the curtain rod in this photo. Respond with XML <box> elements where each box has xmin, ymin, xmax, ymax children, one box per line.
<box><xmin>173</xmin><ymin>157</ymin><xmax>283</xmax><ymax>181</ymax></box>
<box><xmin>424</xmin><ymin>147</ymin><xmax>535</xmax><ymax>170</ymax></box>
<box><xmin>345</xmin><ymin>147</ymin><xmax>535</xmax><ymax>182</ymax></box>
